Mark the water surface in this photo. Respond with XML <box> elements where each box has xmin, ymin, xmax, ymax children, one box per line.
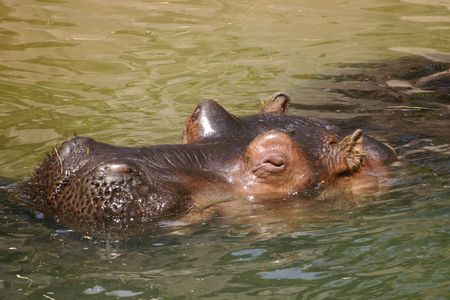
<box><xmin>0</xmin><ymin>0</ymin><xmax>449</xmax><ymax>299</ymax></box>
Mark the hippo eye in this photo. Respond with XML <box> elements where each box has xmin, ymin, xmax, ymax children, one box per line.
<box><xmin>252</xmin><ymin>156</ymin><xmax>287</xmax><ymax>178</ymax></box>
<box><xmin>263</xmin><ymin>157</ymin><xmax>285</xmax><ymax>169</ymax></box>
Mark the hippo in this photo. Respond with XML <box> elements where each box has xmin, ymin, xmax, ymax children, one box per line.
<box><xmin>16</xmin><ymin>93</ymin><xmax>396</xmax><ymax>236</ymax></box>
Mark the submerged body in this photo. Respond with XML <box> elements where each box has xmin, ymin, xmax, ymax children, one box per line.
<box><xmin>17</xmin><ymin>94</ymin><xmax>396</xmax><ymax>235</ymax></box>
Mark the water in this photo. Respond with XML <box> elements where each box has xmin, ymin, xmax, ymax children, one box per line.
<box><xmin>0</xmin><ymin>0</ymin><xmax>449</xmax><ymax>299</ymax></box>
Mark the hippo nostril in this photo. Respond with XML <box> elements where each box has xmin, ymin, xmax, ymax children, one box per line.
<box><xmin>58</xmin><ymin>136</ymin><xmax>92</xmax><ymax>160</ymax></box>
<box><xmin>58</xmin><ymin>141</ymin><xmax>74</xmax><ymax>159</ymax></box>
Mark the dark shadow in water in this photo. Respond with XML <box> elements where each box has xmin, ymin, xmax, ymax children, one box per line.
<box><xmin>291</xmin><ymin>55</ymin><xmax>450</xmax><ymax>104</ymax></box>
<box><xmin>297</xmin><ymin>56</ymin><xmax>450</xmax><ymax>145</ymax></box>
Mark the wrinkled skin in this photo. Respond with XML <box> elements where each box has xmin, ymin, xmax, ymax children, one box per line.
<box><xmin>18</xmin><ymin>137</ymin><xmax>235</xmax><ymax>234</ymax></box>
<box><xmin>17</xmin><ymin>94</ymin><xmax>396</xmax><ymax>236</ymax></box>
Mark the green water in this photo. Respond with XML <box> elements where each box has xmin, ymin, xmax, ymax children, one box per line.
<box><xmin>0</xmin><ymin>0</ymin><xmax>449</xmax><ymax>299</ymax></box>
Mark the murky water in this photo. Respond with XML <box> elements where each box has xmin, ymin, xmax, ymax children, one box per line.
<box><xmin>0</xmin><ymin>0</ymin><xmax>449</xmax><ymax>299</ymax></box>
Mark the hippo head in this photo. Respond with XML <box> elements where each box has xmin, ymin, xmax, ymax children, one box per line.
<box><xmin>182</xmin><ymin>94</ymin><xmax>366</xmax><ymax>197</ymax></box>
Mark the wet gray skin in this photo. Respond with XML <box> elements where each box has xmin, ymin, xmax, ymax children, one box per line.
<box><xmin>17</xmin><ymin>136</ymin><xmax>241</xmax><ymax>235</ymax></box>
<box><xmin>182</xmin><ymin>93</ymin><xmax>397</xmax><ymax>169</ymax></box>
<box><xmin>16</xmin><ymin>93</ymin><xmax>397</xmax><ymax>237</ymax></box>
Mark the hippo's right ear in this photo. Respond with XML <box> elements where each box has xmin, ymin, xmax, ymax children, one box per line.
<box><xmin>260</xmin><ymin>92</ymin><xmax>291</xmax><ymax>115</ymax></box>
<box><xmin>182</xmin><ymin>100</ymin><xmax>241</xmax><ymax>143</ymax></box>
<box><xmin>335</xmin><ymin>129</ymin><xmax>365</xmax><ymax>173</ymax></box>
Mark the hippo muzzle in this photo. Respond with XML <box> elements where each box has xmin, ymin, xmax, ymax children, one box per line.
<box><xmin>19</xmin><ymin>137</ymin><xmax>191</xmax><ymax>232</ymax></box>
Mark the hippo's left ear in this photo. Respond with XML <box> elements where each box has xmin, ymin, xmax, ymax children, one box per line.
<box><xmin>260</xmin><ymin>92</ymin><xmax>290</xmax><ymax>115</ymax></box>
<box><xmin>335</xmin><ymin>129</ymin><xmax>365</xmax><ymax>173</ymax></box>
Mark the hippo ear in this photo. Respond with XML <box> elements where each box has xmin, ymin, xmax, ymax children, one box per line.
<box><xmin>182</xmin><ymin>99</ymin><xmax>241</xmax><ymax>143</ymax></box>
<box><xmin>260</xmin><ymin>92</ymin><xmax>291</xmax><ymax>115</ymax></box>
<box><xmin>335</xmin><ymin>129</ymin><xmax>365</xmax><ymax>173</ymax></box>
<box><xmin>243</xmin><ymin>130</ymin><xmax>312</xmax><ymax>182</ymax></box>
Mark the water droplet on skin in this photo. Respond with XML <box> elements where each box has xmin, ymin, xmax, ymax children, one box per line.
<box><xmin>34</xmin><ymin>211</ymin><xmax>45</xmax><ymax>219</ymax></box>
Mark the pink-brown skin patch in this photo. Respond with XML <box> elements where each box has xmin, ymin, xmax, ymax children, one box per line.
<box><xmin>230</xmin><ymin>130</ymin><xmax>315</xmax><ymax>197</ymax></box>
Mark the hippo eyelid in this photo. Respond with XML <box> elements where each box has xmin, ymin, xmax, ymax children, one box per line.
<box><xmin>263</xmin><ymin>157</ymin><xmax>286</xmax><ymax>168</ymax></box>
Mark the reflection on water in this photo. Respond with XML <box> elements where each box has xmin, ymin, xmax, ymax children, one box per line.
<box><xmin>0</xmin><ymin>0</ymin><xmax>449</xmax><ymax>299</ymax></box>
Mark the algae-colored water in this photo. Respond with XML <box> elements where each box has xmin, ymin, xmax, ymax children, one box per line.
<box><xmin>0</xmin><ymin>0</ymin><xmax>449</xmax><ymax>299</ymax></box>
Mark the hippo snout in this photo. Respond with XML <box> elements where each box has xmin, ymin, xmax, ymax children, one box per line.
<box><xmin>18</xmin><ymin>137</ymin><xmax>192</xmax><ymax>230</ymax></box>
